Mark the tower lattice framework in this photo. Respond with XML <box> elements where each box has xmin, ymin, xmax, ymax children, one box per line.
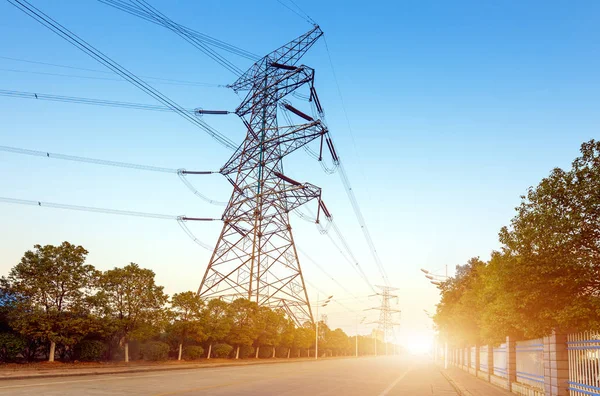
<box><xmin>198</xmin><ymin>26</ymin><xmax>331</xmax><ymax>326</ymax></box>
<box><xmin>368</xmin><ymin>285</ymin><xmax>401</xmax><ymax>353</ymax></box>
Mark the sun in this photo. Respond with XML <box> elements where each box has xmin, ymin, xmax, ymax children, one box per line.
<box><xmin>404</xmin><ymin>333</ymin><xmax>434</xmax><ymax>355</ymax></box>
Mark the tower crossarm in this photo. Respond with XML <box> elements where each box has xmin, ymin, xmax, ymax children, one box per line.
<box><xmin>229</xmin><ymin>25</ymin><xmax>323</xmax><ymax>92</ymax></box>
<box><xmin>220</xmin><ymin>121</ymin><xmax>327</xmax><ymax>175</ymax></box>
<box><xmin>235</xmin><ymin>66</ymin><xmax>314</xmax><ymax>117</ymax></box>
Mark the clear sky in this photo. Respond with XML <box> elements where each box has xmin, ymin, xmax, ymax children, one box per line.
<box><xmin>1</xmin><ymin>0</ymin><xmax>599</xmax><ymax>349</ymax></box>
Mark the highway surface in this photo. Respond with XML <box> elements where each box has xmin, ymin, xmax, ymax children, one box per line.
<box><xmin>0</xmin><ymin>355</ymin><xmax>458</xmax><ymax>395</ymax></box>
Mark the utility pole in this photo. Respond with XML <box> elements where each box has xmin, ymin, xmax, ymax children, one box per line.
<box><xmin>366</xmin><ymin>285</ymin><xmax>401</xmax><ymax>356</ymax></box>
<box><xmin>315</xmin><ymin>294</ymin><xmax>332</xmax><ymax>360</ymax></box>
<box><xmin>356</xmin><ymin>316</ymin><xmax>365</xmax><ymax>357</ymax></box>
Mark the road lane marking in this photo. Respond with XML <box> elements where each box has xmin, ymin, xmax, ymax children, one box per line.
<box><xmin>378</xmin><ymin>367</ymin><xmax>412</xmax><ymax>396</ymax></box>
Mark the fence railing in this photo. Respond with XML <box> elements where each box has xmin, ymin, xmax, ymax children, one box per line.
<box><xmin>480</xmin><ymin>345</ymin><xmax>488</xmax><ymax>373</ymax></box>
<box><xmin>515</xmin><ymin>338</ymin><xmax>544</xmax><ymax>389</ymax></box>
<box><xmin>568</xmin><ymin>330</ymin><xmax>600</xmax><ymax>396</ymax></box>
<box><xmin>470</xmin><ymin>346</ymin><xmax>476</xmax><ymax>369</ymax></box>
<box><xmin>493</xmin><ymin>343</ymin><xmax>507</xmax><ymax>378</ymax></box>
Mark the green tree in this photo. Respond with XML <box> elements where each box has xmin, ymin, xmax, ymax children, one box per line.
<box><xmin>3</xmin><ymin>242</ymin><xmax>98</xmax><ymax>362</ymax></box>
<box><xmin>433</xmin><ymin>258</ymin><xmax>486</xmax><ymax>346</ymax></box>
<box><xmin>293</xmin><ymin>322</ymin><xmax>315</xmax><ymax>357</ymax></box>
<box><xmin>496</xmin><ymin>140</ymin><xmax>600</xmax><ymax>337</ymax></box>
<box><xmin>254</xmin><ymin>307</ymin><xmax>286</xmax><ymax>358</ymax></box>
<box><xmin>226</xmin><ymin>298</ymin><xmax>259</xmax><ymax>359</ymax></box>
<box><xmin>202</xmin><ymin>299</ymin><xmax>232</xmax><ymax>359</ymax></box>
<box><xmin>170</xmin><ymin>291</ymin><xmax>206</xmax><ymax>360</ymax></box>
<box><xmin>279</xmin><ymin>318</ymin><xmax>296</xmax><ymax>358</ymax></box>
<box><xmin>98</xmin><ymin>263</ymin><xmax>168</xmax><ymax>362</ymax></box>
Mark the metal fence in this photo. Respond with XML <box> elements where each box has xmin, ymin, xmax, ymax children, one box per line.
<box><xmin>470</xmin><ymin>346</ymin><xmax>476</xmax><ymax>368</ymax></box>
<box><xmin>493</xmin><ymin>343</ymin><xmax>508</xmax><ymax>378</ymax></box>
<box><xmin>515</xmin><ymin>338</ymin><xmax>544</xmax><ymax>389</ymax></box>
<box><xmin>568</xmin><ymin>330</ymin><xmax>600</xmax><ymax>396</ymax></box>
<box><xmin>480</xmin><ymin>345</ymin><xmax>489</xmax><ymax>373</ymax></box>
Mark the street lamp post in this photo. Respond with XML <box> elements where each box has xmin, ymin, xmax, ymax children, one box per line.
<box><xmin>315</xmin><ymin>294</ymin><xmax>332</xmax><ymax>360</ymax></box>
<box><xmin>355</xmin><ymin>316</ymin><xmax>366</xmax><ymax>357</ymax></box>
<box><xmin>421</xmin><ymin>266</ymin><xmax>450</xmax><ymax>369</ymax></box>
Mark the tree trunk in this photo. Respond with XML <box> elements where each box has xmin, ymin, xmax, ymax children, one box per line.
<box><xmin>287</xmin><ymin>348</ymin><xmax>291</xmax><ymax>359</ymax></box>
<box><xmin>48</xmin><ymin>341</ymin><xmax>56</xmax><ymax>362</ymax></box>
<box><xmin>207</xmin><ymin>343</ymin><xmax>212</xmax><ymax>359</ymax></box>
<box><xmin>272</xmin><ymin>346</ymin><xmax>276</xmax><ymax>358</ymax></box>
<box><xmin>255</xmin><ymin>346</ymin><xmax>259</xmax><ymax>359</ymax></box>
<box><xmin>124</xmin><ymin>342</ymin><xmax>129</xmax><ymax>363</ymax></box>
<box><xmin>297</xmin><ymin>349</ymin><xmax>300</xmax><ymax>358</ymax></box>
<box><xmin>178</xmin><ymin>343</ymin><xmax>183</xmax><ymax>361</ymax></box>
<box><xmin>235</xmin><ymin>346</ymin><xmax>240</xmax><ymax>359</ymax></box>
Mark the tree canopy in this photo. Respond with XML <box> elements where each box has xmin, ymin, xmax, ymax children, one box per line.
<box><xmin>434</xmin><ymin>140</ymin><xmax>600</xmax><ymax>345</ymax></box>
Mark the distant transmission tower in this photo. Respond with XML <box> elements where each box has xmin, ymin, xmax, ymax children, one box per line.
<box><xmin>198</xmin><ymin>26</ymin><xmax>334</xmax><ymax>326</ymax></box>
<box><xmin>367</xmin><ymin>285</ymin><xmax>401</xmax><ymax>355</ymax></box>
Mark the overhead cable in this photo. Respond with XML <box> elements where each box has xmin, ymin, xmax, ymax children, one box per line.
<box><xmin>0</xmin><ymin>89</ymin><xmax>195</xmax><ymax>113</ymax></box>
<box><xmin>0</xmin><ymin>55</ymin><xmax>225</xmax><ymax>87</ymax></box>
<box><xmin>99</xmin><ymin>0</ymin><xmax>248</xmax><ymax>74</ymax></box>
<box><xmin>0</xmin><ymin>144</ymin><xmax>225</xmax><ymax>206</ymax></box>
<box><xmin>0</xmin><ymin>196</ymin><xmax>219</xmax><ymax>221</ymax></box>
<box><xmin>7</xmin><ymin>0</ymin><xmax>237</xmax><ymax>150</ymax></box>
<box><xmin>98</xmin><ymin>0</ymin><xmax>259</xmax><ymax>61</ymax></box>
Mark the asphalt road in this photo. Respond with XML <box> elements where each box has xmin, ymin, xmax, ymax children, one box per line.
<box><xmin>0</xmin><ymin>355</ymin><xmax>458</xmax><ymax>395</ymax></box>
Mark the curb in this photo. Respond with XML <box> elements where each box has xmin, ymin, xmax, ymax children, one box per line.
<box><xmin>0</xmin><ymin>356</ymin><xmax>352</xmax><ymax>381</ymax></box>
<box><xmin>439</xmin><ymin>368</ymin><xmax>473</xmax><ymax>396</ymax></box>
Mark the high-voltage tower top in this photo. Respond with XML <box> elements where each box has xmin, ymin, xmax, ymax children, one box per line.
<box><xmin>198</xmin><ymin>26</ymin><xmax>335</xmax><ymax>326</ymax></box>
<box><xmin>367</xmin><ymin>285</ymin><xmax>401</xmax><ymax>354</ymax></box>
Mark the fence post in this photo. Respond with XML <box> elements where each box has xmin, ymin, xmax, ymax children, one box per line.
<box><xmin>487</xmin><ymin>344</ymin><xmax>493</xmax><ymax>382</ymax></box>
<box><xmin>543</xmin><ymin>331</ymin><xmax>569</xmax><ymax>396</ymax></box>
<box><xmin>475</xmin><ymin>344</ymin><xmax>480</xmax><ymax>376</ymax></box>
<box><xmin>506</xmin><ymin>336</ymin><xmax>517</xmax><ymax>391</ymax></box>
<box><xmin>467</xmin><ymin>346</ymin><xmax>471</xmax><ymax>372</ymax></box>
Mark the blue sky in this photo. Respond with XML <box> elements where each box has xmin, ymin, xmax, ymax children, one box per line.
<box><xmin>1</xmin><ymin>0</ymin><xmax>599</xmax><ymax>344</ymax></box>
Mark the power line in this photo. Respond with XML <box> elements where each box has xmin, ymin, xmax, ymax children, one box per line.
<box><xmin>322</xmin><ymin>35</ymin><xmax>390</xmax><ymax>285</ymax></box>
<box><xmin>0</xmin><ymin>56</ymin><xmax>225</xmax><ymax>87</ymax></box>
<box><xmin>98</xmin><ymin>0</ymin><xmax>259</xmax><ymax>61</ymax></box>
<box><xmin>0</xmin><ymin>196</ymin><xmax>219</xmax><ymax>221</ymax></box>
<box><xmin>0</xmin><ymin>89</ymin><xmax>196</xmax><ymax>113</ymax></box>
<box><xmin>99</xmin><ymin>0</ymin><xmax>245</xmax><ymax>75</ymax></box>
<box><xmin>0</xmin><ymin>144</ymin><xmax>227</xmax><ymax>207</ymax></box>
<box><xmin>7</xmin><ymin>0</ymin><xmax>237</xmax><ymax>150</ymax></box>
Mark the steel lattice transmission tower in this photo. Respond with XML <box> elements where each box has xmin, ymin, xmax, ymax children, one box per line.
<box><xmin>198</xmin><ymin>26</ymin><xmax>333</xmax><ymax>326</ymax></box>
<box><xmin>367</xmin><ymin>285</ymin><xmax>401</xmax><ymax>355</ymax></box>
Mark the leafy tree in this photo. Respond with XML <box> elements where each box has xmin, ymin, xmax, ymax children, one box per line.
<box><xmin>328</xmin><ymin>328</ymin><xmax>350</xmax><ymax>356</ymax></box>
<box><xmin>293</xmin><ymin>322</ymin><xmax>314</xmax><ymax>357</ymax></box>
<box><xmin>170</xmin><ymin>291</ymin><xmax>206</xmax><ymax>360</ymax></box>
<box><xmin>496</xmin><ymin>140</ymin><xmax>600</xmax><ymax>337</ymax></box>
<box><xmin>254</xmin><ymin>306</ymin><xmax>286</xmax><ymax>358</ymax></box>
<box><xmin>226</xmin><ymin>298</ymin><xmax>259</xmax><ymax>359</ymax></box>
<box><xmin>433</xmin><ymin>258</ymin><xmax>487</xmax><ymax>346</ymax></box>
<box><xmin>202</xmin><ymin>299</ymin><xmax>232</xmax><ymax>359</ymax></box>
<box><xmin>3</xmin><ymin>242</ymin><xmax>98</xmax><ymax>361</ymax></box>
<box><xmin>98</xmin><ymin>263</ymin><xmax>168</xmax><ymax>362</ymax></box>
<box><xmin>279</xmin><ymin>318</ymin><xmax>296</xmax><ymax>358</ymax></box>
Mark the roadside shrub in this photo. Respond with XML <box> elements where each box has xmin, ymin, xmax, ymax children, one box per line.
<box><xmin>77</xmin><ymin>340</ymin><xmax>106</xmax><ymax>362</ymax></box>
<box><xmin>211</xmin><ymin>343</ymin><xmax>233</xmax><ymax>358</ymax></box>
<box><xmin>184</xmin><ymin>345</ymin><xmax>204</xmax><ymax>360</ymax></box>
<box><xmin>237</xmin><ymin>345</ymin><xmax>254</xmax><ymax>359</ymax></box>
<box><xmin>141</xmin><ymin>341</ymin><xmax>170</xmax><ymax>361</ymax></box>
<box><xmin>0</xmin><ymin>333</ymin><xmax>26</xmax><ymax>362</ymax></box>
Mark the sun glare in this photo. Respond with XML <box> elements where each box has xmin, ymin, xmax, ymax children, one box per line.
<box><xmin>404</xmin><ymin>333</ymin><xmax>434</xmax><ymax>355</ymax></box>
